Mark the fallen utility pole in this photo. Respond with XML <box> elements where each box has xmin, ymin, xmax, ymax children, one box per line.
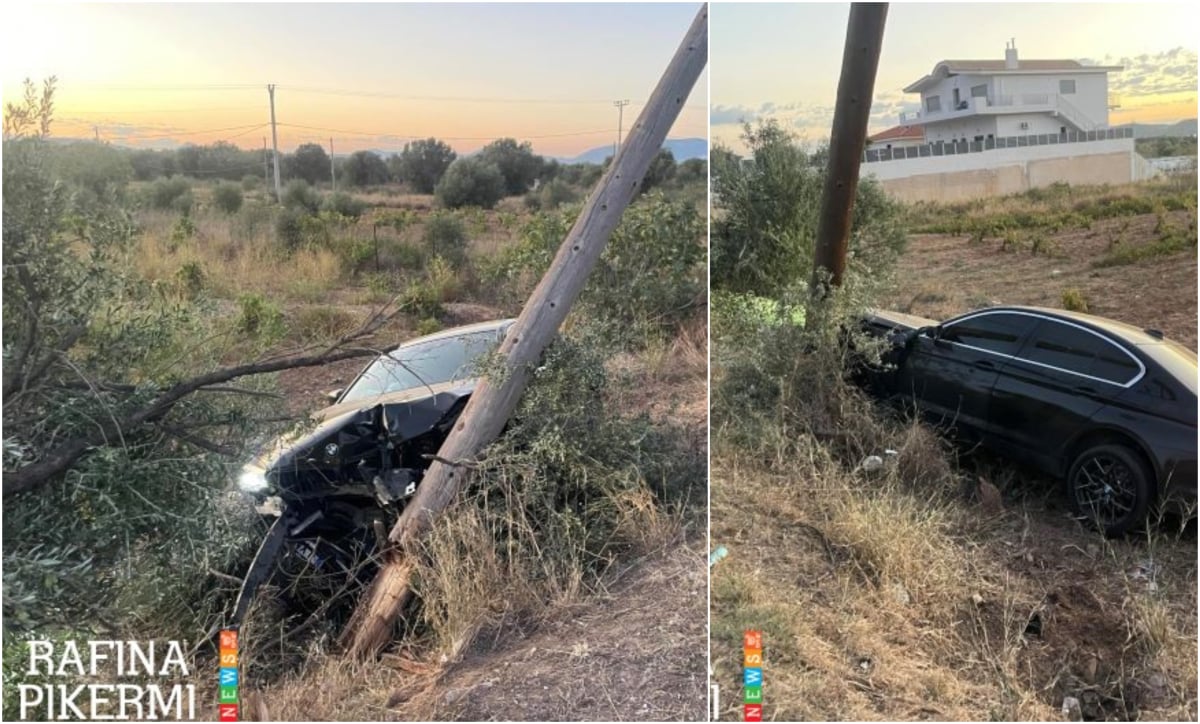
<box><xmin>341</xmin><ymin>3</ymin><xmax>709</xmax><ymax>660</ymax></box>
<box><xmin>809</xmin><ymin>2</ymin><xmax>888</xmax><ymax>299</ymax></box>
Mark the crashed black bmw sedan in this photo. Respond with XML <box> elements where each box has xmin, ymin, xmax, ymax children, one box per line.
<box><xmin>230</xmin><ymin>319</ymin><xmax>513</xmax><ymax>621</ymax></box>
<box><xmin>861</xmin><ymin>305</ymin><xmax>1197</xmax><ymax>536</ymax></box>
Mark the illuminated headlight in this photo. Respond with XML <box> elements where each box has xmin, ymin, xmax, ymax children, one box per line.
<box><xmin>236</xmin><ymin>465</ymin><xmax>270</xmax><ymax>494</ymax></box>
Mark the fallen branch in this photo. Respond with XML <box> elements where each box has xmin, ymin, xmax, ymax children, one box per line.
<box><xmin>3</xmin><ymin>300</ymin><xmax>405</xmax><ymax>497</ymax></box>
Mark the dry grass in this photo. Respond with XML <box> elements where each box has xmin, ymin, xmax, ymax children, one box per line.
<box><xmin>711</xmin><ymin>434</ymin><xmax>1197</xmax><ymax>721</ymax></box>
<box><xmin>134</xmin><ymin>208</ymin><xmax>343</xmax><ymax>302</ymax></box>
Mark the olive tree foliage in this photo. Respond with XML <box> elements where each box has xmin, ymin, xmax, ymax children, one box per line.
<box><xmin>478</xmin><ymin>137</ymin><xmax>544</xmax><ymax>195</ymax></box>
<box><xmin>390</xmin><ymin>138</ymin><xmax>457</xmax><ymax>194</ymax></box>
<box><xmin>483</xmin><ymin>191</ymin><xmax>705</xmax><ymax>343</ymax></box>
<box><xmin>435</xmin><ymin>157</ymin><xmax>506</xmax><ymax>209</ymax></box>
<box><xmin>1</xmin><ymin>80</ymin><xmax>390</xmax><ymax>637</ymax></box>
<box><xmin>711</xmin><ymin>119</ymin><xmax>906</xmax><ymax>297</ymax></box>
<box><xmin>287</xmin><ymin>142</ymin><xmax>332</xmax><ymax>185</ymax></box>
<box><xmin>342</xmin><ymin>150</ymin><xmax>390</xmax><ymax>187</ymax></box>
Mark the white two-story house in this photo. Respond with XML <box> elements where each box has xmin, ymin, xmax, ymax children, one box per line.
<box><xmin>899</xmin><ymin>41</ymin><xmax>1122</xmax><ymax>144</ymax></box>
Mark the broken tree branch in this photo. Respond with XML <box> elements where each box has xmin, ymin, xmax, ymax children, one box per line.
<box><xmin>2</xmin><ymin>300</ymin><xmax>405</xmax><ymax>497</ymax></box>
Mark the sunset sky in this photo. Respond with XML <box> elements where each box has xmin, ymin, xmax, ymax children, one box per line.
<box><xmin>712</xmin><ymin>2</ymin><xmax>1198</xmax><ymax>152</ymax></box>
<box><xmin>1</xmin><ymin>3</ymin><xmax>708</xmax><ymax>158</ymax></box>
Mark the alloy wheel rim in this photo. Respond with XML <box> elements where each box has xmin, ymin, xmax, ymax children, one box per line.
<box><xmin>1075</xmin><ymin>454</ymin><xmax>1137</xmax><ymax>527</ymax></box>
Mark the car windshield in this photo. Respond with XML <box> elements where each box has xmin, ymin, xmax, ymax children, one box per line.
<box><xmin>338</xmin><ymin>329</ymin><xmax>502</xmax><ymax>405</ymax></box>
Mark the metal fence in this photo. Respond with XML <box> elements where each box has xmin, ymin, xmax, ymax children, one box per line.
<box><xmin>863</xmin><ymin>126</ymin><xmax>1133</xmax><ymax>163</ymax></box>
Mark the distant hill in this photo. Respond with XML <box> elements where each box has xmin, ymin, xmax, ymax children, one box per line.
<box><xmin>560</xmin><ymin>137</ymin><xmax>707</xmax><ymax>165</ymax></box>
<box><xmin>1119</xmin><ymin>119</ymin><xmax>1197</xmax><ymax>138</ymax></box>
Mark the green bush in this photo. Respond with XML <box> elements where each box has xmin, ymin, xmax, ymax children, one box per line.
<box><xmin>274</xmin><ymin>207</ymin><xmax>306</xmax><ymax>250</ymax></box>
<box><xmin>1061</xmin><ymin>288</ymin><xmax>1088</xmax><ymax>312</ymax></box>
<box><xmin>711</xmin><ymin>120</ymin><xmax>906</xmax><ymax>297</ymax></box>
<box><xmin>422</xmin><ymin>211</ymin><xmax>469</xmax><ymax>265</ymax></box>
<box><xmin>175</xmin><ymin>261</ymin><xmax>205</xmax><ymax>297</ymax></box>
<box><xmin>477</xmin><ymin>137</ymin><xmax>544</xmax><ymax>195</ymax></box>
<box><xmin>322</xmin><ymin>191</ymin><xmax>366</xmax><ymax>220</ymax></box>
<box><xmin>391</xmin><ymin>138</ymin><xmax>456</xmax><ymax>194</ymax></box>
<box><xmin>485</xmin><ymin>192</ymin><xmax>704</xmax><ymax>343</ymax></box>
<box><xmin>146</xmin><ymin>176</ymin><xmax>192</xmax><ymax>210</ymax></box>
<box><xmin>282</xmin><ymin>179</ymin><xmax>321</xmax><ymax>213</ymax></box>
<box><xmin>212</xmin><ymin>181</ymin><xmax>243</xmax><ymax>214</ymax></box>
<box><xmin>236</xmin><ymin>292</ymin><xmax>285</xmax><ymax>339</ymax></box>
<box><xmin>435</xmin><ymin>157</ymin><xmax>506</xmax><ymax>209</ymax></box>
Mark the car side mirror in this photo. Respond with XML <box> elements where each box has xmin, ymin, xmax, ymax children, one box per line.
<box><xmin>324</xmin><ymin>388</ymin><xmax>343</xmax><ymax>404</ymax></box>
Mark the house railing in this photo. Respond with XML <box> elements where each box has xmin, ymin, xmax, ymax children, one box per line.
<box><xmin>863</xmin><ymin>125</ymin><xmax>1132</xmax><ymax>163</ymax></box>
<box><xmin>899</xmin><ymin>93</ymin><xmax>1101</xmax><ymax>129</ymax></box>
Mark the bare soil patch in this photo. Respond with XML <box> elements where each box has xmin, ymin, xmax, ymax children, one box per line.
<box><xmin>886</xmin><ymin>210</ymin><xmax>1197</xmax><ymax>348</ymax></box>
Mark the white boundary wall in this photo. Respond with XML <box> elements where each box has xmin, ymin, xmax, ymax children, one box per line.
<box><xmin>861</xmin><ymin>137</ymin><xmax>1148</xmax><ymax>202</ymax></box>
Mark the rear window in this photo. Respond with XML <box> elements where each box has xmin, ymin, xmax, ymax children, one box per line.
<box><xmin>1019</xmin><ymin>320</ymin><xmax>1141</xmax><ymax>385</ymax></box>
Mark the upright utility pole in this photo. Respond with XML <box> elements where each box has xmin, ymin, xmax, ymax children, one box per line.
<box><xmin>262</xmin><ymin>137</ymin><xmax>269</xmax><ymax>189</ymax></box>
<box><xmin>329</xmin><ymin>137</ymin><xmax>336</xmax><ymax>190</ymax></box>
<box><xmin>613</xmin><ymin>99</ymin><xmax>630</xmax><ymax>149</ymax></box>
<box><xmin>267</xmin><ymin>84</ymin><xmax>282</xmax><ymax>202</ymax></box>
<box><xmin>342</xmin><ymin>4</ymin><xmax>709</xmax><ymax>660</ymax></box>
<box><xmin>810</xmin><ymin>2</ymin><xmax>888</xmax><ymax>298</ymax></box>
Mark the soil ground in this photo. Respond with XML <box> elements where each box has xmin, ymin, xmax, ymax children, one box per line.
<box><xmin>883</xmin><ymin>210</ymin><xmax>1197</xmax><ymax>348</ymax></box>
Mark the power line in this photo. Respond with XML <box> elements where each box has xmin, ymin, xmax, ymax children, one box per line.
<box><xmin>276</xmin><ymin>121</ymin><xmax>616</xmax><ymax>142</ymax></box>
<box><xmin>277</xmin><ymin>84</ymin><xmax>705</xmax><ymax>111</ymax></box>
<box><xmin>64</xmin><ymin>121</ymin><xmax>268</xmax><ymax>140</ymax></box>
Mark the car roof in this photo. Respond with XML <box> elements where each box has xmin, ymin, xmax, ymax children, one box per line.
<box><xmin>392</xmin><ymin>318</ymin><xmax>515</xmax><ymax>351</ymax></box>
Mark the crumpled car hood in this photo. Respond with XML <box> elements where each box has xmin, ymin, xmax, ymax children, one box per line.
<box><xmin>252</xmin><ymin>379</ymin><xmax>477</xmax><ymax>475</ymax></box>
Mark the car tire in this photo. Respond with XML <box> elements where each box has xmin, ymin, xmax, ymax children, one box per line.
<box><xmin>1067</xmin><ymin>443</ymin><xmax>1154</xmax><ymax>537</ymax></box>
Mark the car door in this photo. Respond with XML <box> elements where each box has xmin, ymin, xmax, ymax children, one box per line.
<box><xmin>896</xmin><ymin>310</ymin><xmax>1036</xmax><ymax>437</ymax></box>
<box><xmin>988</xmin><ymin>316</ymin><xmax>1143</xmax><ymax>473</ymax></box>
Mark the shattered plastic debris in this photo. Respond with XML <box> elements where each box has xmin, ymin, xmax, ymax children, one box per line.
<box><xmin>709</xmin><ymin>545</ymin><xmax>729</xmax><ymax>567</ymax></box>
<box><xmin>859</xmin><ymin>449</ymin><xmax>899</xmax><ymax>474</ymax></box>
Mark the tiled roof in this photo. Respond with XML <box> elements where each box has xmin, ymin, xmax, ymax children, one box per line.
<box><xmin>869</xmin><ymin>124</ymin><xmax>924</xmax><ymax>142</ymax></box>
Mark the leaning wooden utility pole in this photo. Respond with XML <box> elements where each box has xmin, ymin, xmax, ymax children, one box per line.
<box><xmin>341</xmin><ymin>3</ymin><xmax>709</xmax><ymax>660</ymax></box>
<box><xmin>809</xmin><ymin>2</ymin><xmax>888</xmax><ymax>299</ymax></box>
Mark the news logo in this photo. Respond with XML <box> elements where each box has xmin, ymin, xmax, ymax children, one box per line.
<box><xmin>218</xmin><ymin>630</ymin><xmax>238</xmax><ymax>722</ymax></box>
<box><xmin>743</xmin><ymin>630</ymin><xmax>762</xmax><ymax>721</ymax></box>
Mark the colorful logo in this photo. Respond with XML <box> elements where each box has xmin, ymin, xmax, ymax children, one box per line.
<box><xmin>218</xmin><ymin>630</ymin><xmax>239</xmax><ymax>721</ymax></box>
<box><xmin>743</xmin><ymin>630</ymin><xmax>762</xmax><ymax>721</ymax></box>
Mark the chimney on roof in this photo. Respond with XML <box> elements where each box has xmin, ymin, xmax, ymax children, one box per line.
<box><xmin>1005</xmin><ymin>39</ymin><xmax>1019</xmax><ymax>69</ymax></box>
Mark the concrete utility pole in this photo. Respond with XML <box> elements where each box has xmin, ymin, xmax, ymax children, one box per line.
<box><xmin>267</xmin><ymin>84</ymin><xmax>282</xmax><ymax>202</ymax></box>
<box><xmin>341</xmin><ymin>3</ymin><xmax>709</xmax><ymax>660</ymax></box>
<box><xmin>263</xmin><ymin>137</ymin><xmax>269</xmax><ymax>189</ymax></box>
<box><xmin>329</xmin><ymin>137</ymin><xmax>336</xmax><ymax>190</ymax></box>
<box><xmin>810</xmin><ymin>2</ymin><xmax>888</xmax><ymax>298</ymax></box>
<box><xmin>613</xmin><ymin>99</ymin><xmax>630</xmax><ymax>149</ymax></box>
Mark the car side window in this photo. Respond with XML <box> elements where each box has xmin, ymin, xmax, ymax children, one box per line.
<box><xmin>939</xmin><ymin>312</ymin><xmax>1033</xmax><ymax>356</ymax></box>
<box><xmin>1019</xmin><ymin>320</ymin><xmax>1139</xmax><ymax>385</ymax></box>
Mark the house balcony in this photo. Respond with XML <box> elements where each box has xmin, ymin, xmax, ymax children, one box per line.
<box><xmin>899</xmin><ymin>93</ymin><xmax>1098</xmax><ymax>131</ymax></box>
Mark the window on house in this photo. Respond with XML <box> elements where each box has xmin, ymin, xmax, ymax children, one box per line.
<box><xmin>971</xmin><ymin>84</ymin><xmax>988</xmax><ymax>98</ymax></box>
<box><xmin>1059</xmin><ymin>79</ymin><xmax>1076</xmax><ymax>95</ymax></box>
<box><xmin>925</xmin><ymin>95</ymin><xmax>941</xmax><ymax>113</ymax></box>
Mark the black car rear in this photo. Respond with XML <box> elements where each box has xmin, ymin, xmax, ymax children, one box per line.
<box><xmin>862</xmin><ymin>306</ymin><xmax>1198</xmax><ymax>535</ymax></box>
